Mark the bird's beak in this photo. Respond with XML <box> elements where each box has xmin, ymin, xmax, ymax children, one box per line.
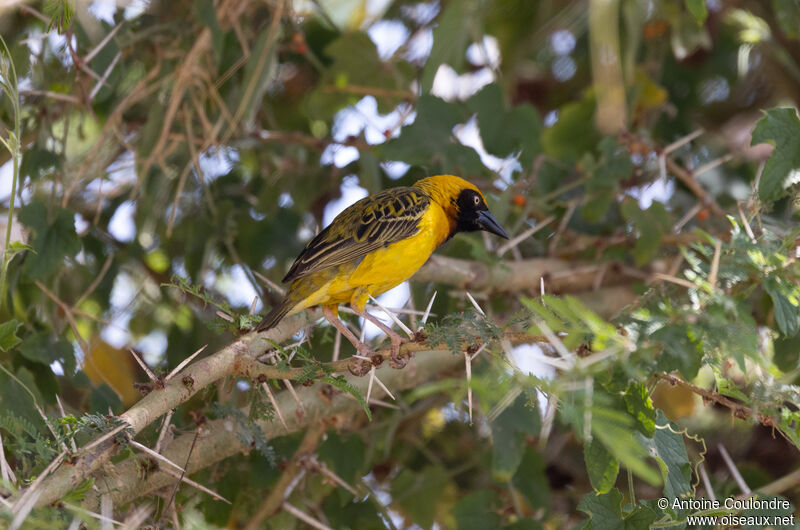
<box><xmin>477</xmin><ymin>210</ymin><xmax>509</xmax><ymax>239</ymax></box>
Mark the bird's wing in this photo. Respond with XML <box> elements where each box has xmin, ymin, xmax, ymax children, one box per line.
<box><xmin>282</xmin><ymin>187</ymin><xmax>431</xmax><ymax>283</ymax></box>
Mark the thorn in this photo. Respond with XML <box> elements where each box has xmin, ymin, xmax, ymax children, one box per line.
<box><xmin>128</xmin><ymin>348</ymin><xmax>158</xmax><ymax>383</ymax></box>
<box><xmin>283</xmin><ymin>379</ymin><xmax>306</xmax><ymax>418</ymax></box>
<box><xmin>738</xmin><ymin>202</ymin><xmax>757</xmax><ymax>242</ymax></box>
<box><xmin>351</xmin><ymin>355</ymin><xmax>372</xmax><ymax>361</ymax></box>
<box><xmin>249</xmin><ymin>296</ymin><xmax>259</xmax><ymax>315</ymax></box>
<box><xmin>128</xmin><ymin>439</ymin><xmax>185</xmax><ymax>473</ymax></box>
<box><xmin>465</xmin><ymin>291</ymin><xmax>486</xmax><ymax>316</ymax></box>
<box><xmin>663</xmin><ymin>128</ymin><xmax>704</xmax><ymax>155</ymax></box>
<box><xmin>540</xmin><ymin>277</ymin><xmax>545</xmax><ymax>297</ymax></box>
<box><xmin>332</xmin><ymin>330</ymin><xmax>342</xmax><ymax>362</ymax></box>
<box><xmin>262</xmin><ymin>382</ymin><xmax>289</xmax><ymax>432</ymax></box>
<box><xmin>422</xmin><ymin>291</ymin><xmax>437</xmax><ymax>324</ymax></box>
<box><xmin>165</xmin><ymin>345</ymin><xmax>207</xmax><ymax>382</ymax></box>
<box><xmin>35</xmin><ymin>404</ymin><xmax>69</xmax><ymax>454</ymax></box>
<box><xmin>253</xmin><ymin>270</ymin><xmax>287</xmax><ymax>296</ymax></box>
<box><xmin>10</xmin><ymin>489</ymin><xmax>42</xmax><ymax>530</ymax></box>
<box><xmin>718</xmin><ymin>444</ymin><xmax>751</xmax><ymax>495</ymax></box>
<box><xmin>465</xmin><ymin>352</ymin><xmax>473</xmax><ymax>425</ymax></box>
<box><xmin>216</xmin><ymin>310</ymin><xmax>235</xmax><ymax>322</ymax></box>
<box><xmin>372</xmin><ymin>371</ymin><xmax>395</xmax><ymax>401</ymax></box>
<box><xmin>307</xmin><ymin>456</ymin><xmax>359</xmax><ymax>496</ymax></box>
<box><xmin>699</xmin><ymin>463</ymin><xmax>717</xmax><ymax>502</ymax></box>
<box><xmin>495</xmin><ymin>216</ymin><xmax>556</xmax><ymax>256</ymax></box>
<box><xmin>709</xmin><ymin>239</ymin><xmax>722</xmax><ymax>289</ymax></box>
<box><xmin>366</xmin><ymin>367</ymin><xmax>375</xmax><ymax>404</ymax></box>
<box><xmin>155</xmin><ymin>410</ymin><xmax>174</xmax><ymax>454</ymax></box>
<box><xmin>0</xmin><ymin>431</ymin><xmax>17</xmax><ymax>484</ymax></box>
<box><xmin>100</xmin><ymin>493</ymin><xmax>113</xmax><ymax>530</ymax></box>
<box><xmin>160</xmin><ymin>467</ymin><xmax>232</xmax><ymax>504</ymax></box>
<box><xmin>368</xmin><ymin>295</ymin><xmax>413</xmax><ymax>338</ymax></box>
<box><xmin>538</xmin><ymin>394</ymin><xmax>559</xmax><ymax>451</ymax></box>
<box><xmin>282</xmin><ymin>501</ymin><xmax>333</xmax><ymax>530</ymax></box>
<box><xmin>55</xmin><ymin>395</ymin><xmax>78</xmax><ymax>453</ymax></box>
<box><xmin>470</xmin><ymin>343</ymin><xmax>487</xmax><ymax>361</ymax></box>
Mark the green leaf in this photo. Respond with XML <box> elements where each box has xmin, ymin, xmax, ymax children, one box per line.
<box><xmin>18</xmin><ymin>202</ymin><xmax>81</xmax><ymax>280</ymax></box>
<box><xmin>20</xmin><ymin>147</ymin><xmax>61</xmax><ymax>180</ymax></box>
<box><xmin>589</xmin><ymin>406</ymin><xmax>660</xmax><ymax>486</ymax></box>
<box><xmin>512</xmin><ymin>447</ymin><xmax>550</xmax><ymax>509</ymax></box>
<box><xmin>751</xmin><ymin>108</ymin><xmax>800</xmax><ymax>201</ymax></box>
<box><xmin>636</xmin><ymin>411</ymin><xmax>693</xmax><ymax>502</ymax></box>
<box><xmin>237</xmin><ymin>26</ymin><xmax>281</xmax><ymax>125</ymax></box>
<box><xmin>624</xmin><ymin>383</ymin><xmax>656</xmax><ymax>437</ymax></box>
<box><xmin>421</xmin><ymin>0</ymin><xmax>477</xmax><ymax>92</ymax></box>
<box><xmin>391</xmin><ymin>466</ymin><xmax>451</xmax><ymax>529</ymax></box>
<box><xmin>685</xmin><ymin>0</ymin><xmax>708</xmax><ymax>25</ymax></box>
<box><xmin>318</xmin><ymin>431</ymin><xmax>365</xmax><ymax>486</ymax></box>
<box><xmin>541</xmin><ymin>93</ymin><xmax>598</xmax><ymax>162</ymax></box>
<box><xmin>584</xmin><ymin>438</ymin><xmax>620</xmax><ymax>494</ymax></box>
<box><xmin>0</xmin><ymin>319</ymin><xmax>21</xmax><ymax>351</ymax></box>
<box><xmin>772</xmin><ymin>0</ymin><xmax>800</xmax><ymax>40</ymax></box>
<box><xmin>578</xmin><ymin>488</ymin><xmax>657</xmax><ymax>529</ymax></box>
<box><xmin>323</xmin><ymin>375</ymin><xmax>371</xmax><ymax>421</ymax></box>
<box><xmin>489</xmin><ymin>394</ymin><xmax>540</xmax><ymax>481</ymax></box>
<box><xmin>18</xmin><ymin>332</ymin><xmax>76</xmax><ymax>374</ymax></box>
<box><xmin>307</xmin><ymin>32</ymin><xmax>415</xmax><ymax>119</ymax></box>
<box><xmin>621</xmin><ymin>198</ymin><xmax>672</xmax><ymax>266</ymax></box>
<box><xmin>765</xmin><ymin>277</ymin><xmax>800</xmax><ymax>337</ymax></box>
<box><xmin>652</xmin><ymin>324</ymin><xmax>703</xmax><ymax>379</ymax></box>
<box><xmin>466</xmin><ymin>83</ymin><xmax>541</xmax><ymax>170</ymax></box>
<box><xmin>452</xmin><ymin>490</ymin><xmax>501</xmax><ymax>530</ymax></box>
<box><xmin>194</xmin><ymin>0</ymin><xmax>224</xmax><ymax>56</ymax></box>
<box><xmin>774</xmin><ymin>334</ymin><xmax>800</xmax><ymax>372</ymax></box>
<box><xmin>381</xmin><ymin>95</ymin><xmax>483</xmax><ymax>173</ymax></box>
<box><xmin>741</xmin><ymin>495</ymin><xmax>795</xmax><ymax>529</ymax></box>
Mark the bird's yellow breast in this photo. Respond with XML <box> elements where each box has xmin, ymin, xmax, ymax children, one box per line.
<box><xmin>287</xmin><ymin>201</ymin><xmax>451</xmax><ymax>313</ymax></box>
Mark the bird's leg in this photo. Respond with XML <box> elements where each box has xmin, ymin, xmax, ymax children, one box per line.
<box><xmin>321</xmin><ymin>305</ymin><xmax>372</xmax><ymax>376</ymax></box>
<box><xmin>351</xmin><ymin>306</ymin><xmax>410</xmax><ymax>369</ymax></box>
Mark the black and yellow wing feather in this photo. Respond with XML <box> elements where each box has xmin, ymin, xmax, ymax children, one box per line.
<box><xmin>256</xmin><ymin>187</ymin><xmax>429</xmax><ymax>331</ymax></box>
<box><xmin>282</xmin><ymin>187</ymin><xmax>430</xmax><ymax>283</ymax></box>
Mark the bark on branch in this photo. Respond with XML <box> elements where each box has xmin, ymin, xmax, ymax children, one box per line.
<box><xmin>28</xmin><ymin>254</ymin><xmax>643</xmax><ymax>508</ymax></box>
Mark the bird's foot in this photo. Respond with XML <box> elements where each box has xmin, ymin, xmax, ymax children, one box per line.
<box><xmin>388</xmin><ymin>335</ymin><xmax>411</xmax><ymax>369</ymax></box>
<box><xmin>348</xmin><ymin>344</ymin><xmax>375</xmax><ymax>376</ymax></box>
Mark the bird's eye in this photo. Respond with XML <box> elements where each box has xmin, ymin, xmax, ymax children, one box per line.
<box><xmin>473</xmin><ymin>195</ymin><xmax>481</xmax><ymax>206</ymax></box>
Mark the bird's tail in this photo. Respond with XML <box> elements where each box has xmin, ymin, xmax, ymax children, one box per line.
<box><xmin>255</xmin><ymin>298</ymin><xmax>294</xmax><ymax>332</ymax></box>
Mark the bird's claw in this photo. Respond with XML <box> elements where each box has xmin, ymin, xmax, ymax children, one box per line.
<box><xmin>389</xmin><ymin>336</ymin><xmax>411</xmax><ymax>369</ymax></box>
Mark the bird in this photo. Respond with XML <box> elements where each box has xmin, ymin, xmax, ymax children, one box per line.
<box><xmin>256</xmin><ymin>174</ymin><xmax>508</xmax><ymax>370</ymax></box>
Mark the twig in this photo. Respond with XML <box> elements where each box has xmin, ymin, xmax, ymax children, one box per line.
<box><xmin>708</xmin><ymin>239</ymin><xmax>722</xmax><ymax>289</ymax></box>
<box><xmin>699</xmin><ymin>463</ymin><xmax>716</xmax><ymax>501</ymax></box>
<box><xmin>495</xmin><ymin>216</ymin><xmax>556</xmax><ymax>256</ymax></box>
<box><xmin>657</xmin><ymin>373</ymin><xmax>780</xmax><ymax>431</ymax></box>
<box><xmin>718</xmin><ymin>444</ymin><xmax>751</xmax><ymax>495</ymax></box>
<box><xmin>262</xmin><ymin>382</ymin><xmax>289</xmax><ymax>431</ymax></box>
<box><xmin>282</xmin><ymin>502</ymin><xmax>333</xmax><ymax>530</ymax></box>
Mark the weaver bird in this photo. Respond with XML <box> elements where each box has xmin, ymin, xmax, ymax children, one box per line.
<box><xmin>257</xmin><ymin>175</ymin><xmax>508</xmax><ymax>369</ymax></box>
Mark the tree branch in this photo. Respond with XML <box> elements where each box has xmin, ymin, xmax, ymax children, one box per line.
<box><xmin>28</xmin><ymin>253</ymin><xmax>647</xmax><ymax>508</ymax></box>
<box><xmin>92</xmin><ymin>348</ymin><xmax>466</xmax><ymax>508</ymax></box>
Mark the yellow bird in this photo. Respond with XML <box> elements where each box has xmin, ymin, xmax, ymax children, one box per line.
<box><xmin>257</xmin><ymin>175</ymin><xmax>508</xmax><ymax>367</ymax></box>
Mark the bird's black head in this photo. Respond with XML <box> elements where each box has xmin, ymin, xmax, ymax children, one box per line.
<box><xmin>453</xmin><ymin>189</ymin><xmax>509</xmax><ymax>239</ymax></box>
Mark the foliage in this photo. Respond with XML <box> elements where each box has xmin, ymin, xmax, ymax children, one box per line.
<box><xmin>2</xmin><ymin>0</ymin><xmax>800</xmax><ymax>528</ymax></box>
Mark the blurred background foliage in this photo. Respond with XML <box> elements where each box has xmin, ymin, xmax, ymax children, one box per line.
<box><xmin>2</xmin><ymin>0</ymin><xmax>800</xmax><ymax>527</ymax></box>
